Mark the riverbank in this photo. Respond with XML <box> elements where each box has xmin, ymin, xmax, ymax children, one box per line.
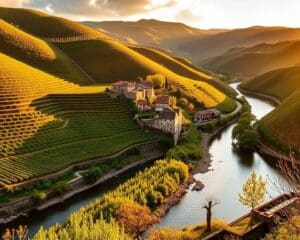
<box><xmin>0</xmin><ymin>144</ymin><xmax>165</xmax><ymax>225</ymax></box>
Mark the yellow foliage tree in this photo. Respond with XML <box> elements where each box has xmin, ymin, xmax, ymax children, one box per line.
<box><xmin>148</xmin><ymin>228</ymin><xmax>182</xmax><ymax>240</ymax></box>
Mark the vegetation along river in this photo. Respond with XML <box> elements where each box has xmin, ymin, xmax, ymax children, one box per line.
<box><xmin>4</xmin><ymin>82</ymin><xmax>282</xmax><ymax>237</ymax></box>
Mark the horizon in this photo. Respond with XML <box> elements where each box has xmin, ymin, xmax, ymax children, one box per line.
<box><xmin>1</xmin><ymin>0</ymin><xmax>300</xmax><ymax>29</ymax></box>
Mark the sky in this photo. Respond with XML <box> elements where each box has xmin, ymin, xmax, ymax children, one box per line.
<box><xmin>1</xmin><ymin>0</ymin><xmax>300</xmax><ymax>29</ymax></box>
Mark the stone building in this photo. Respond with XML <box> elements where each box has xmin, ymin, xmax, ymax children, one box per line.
<box><xmin>194</xmin><ymin>109</ymin><xmax>221</xmax><ymax>122</ymax></box>
<box><xmin>155</xmin><ymin>95</ymin><xmax>170</xmax><ymax>111</ymax></box>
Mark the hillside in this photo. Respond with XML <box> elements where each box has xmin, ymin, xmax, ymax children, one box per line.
<box><xmin>259</xmin><ymin>90</ymin><xmax>300</xmax><ymax>155</ymax></box>
<box><xmin>239</xmin><ymin>66</ymin><xmax>300</xmax><ymax>155</ymax></box>
<box><xmin>84</xmin><ymin>19</ymin><xmax>224</xmax><ymax>48</ymax></box>
<box><xmin>0</xmin><ymin>19</ymin><xmax>90</xmax><ymax>85</ymax></box>
<box><xmin>129</xmin><ymin>45</ymin><xmax>235</xmax><ymax>95</ymax></box>
<box><xmin>240</xmin><ymin>66</ymin><xmax>300</xmax><ymax>101</ymax></box>
<box><xmin>0</xmin><ymin>7</ymin><xmax>106</xmax><ymax>39</ymax></box>
<box><xmin>57</xmin><ymin>39</ymin><xmax>235</xmax><ymax>110</ymax></box>
<box><xmin>178</xmin><ymin>26</ymin><xmax>300</xmax><ymax>64</ymax></box>
<box><xmin>0</xmin><ymin>52</ymin><xmax>153</xmax><ymax>186</ymax></box>
<box><xmin>204</xmin><ymin>41</ymin><xmax>300</xmax><ymax>77</ymax></box>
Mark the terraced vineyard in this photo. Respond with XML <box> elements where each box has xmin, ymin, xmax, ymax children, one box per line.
<box><xmin>0</xmin><ymin>53</ymin><xmax>153</xmax><ymax>187</ymax></box>
<box><xmin>0</xmin><ymin>19</ymin><xmax>90</xmax><ymax>85</ymax></box>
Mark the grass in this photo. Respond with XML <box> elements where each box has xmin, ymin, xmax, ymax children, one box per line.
<box><xmin>0</xmin><ymin>53</ymin><xmax>153</xmax><ymax>186</ymax></box>
<box><xmin>130</xmin><ymin>45</ymin><xmax>236</xmax><ymax>96</ymax></box>
<box><xmin>0</xmin><ymin>19</ymin><xmax>91</xmax><ymax>85</ymax></box>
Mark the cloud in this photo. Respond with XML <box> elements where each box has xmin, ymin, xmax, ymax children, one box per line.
<box><xmin>21</xmin><ymin>0</ymin><xmax>178</xmax><ymax>19</ymax></box>
<box><xmin>176</xmin><ymin>8</ymin><xmax>202</xmax><ymax>23</ymax></box>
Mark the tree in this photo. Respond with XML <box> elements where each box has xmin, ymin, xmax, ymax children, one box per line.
<box><xmin>2</xmin><ymin>225</ymin><xmax>28</xmax><ymax>240</ymax></box>
<box><xmin>238</xmin><ymin>171</ymin><xmax>266</xmax><ymax>225</ymax></box>
<box><xmin>187</xmin><ymin>103</ymin><xmax>194</xmax><ymax>113</ymax></box>
<box><xmin>148</xmin><ymin>228</ymin><xmax>182</xmax><ymax>240</ymax></box>
<box><xmin>116</xmin><ymin>202</ymin><xmax>159</xmax><ymax>239</ymax></box>
<box><xmin>203</xmin><ymin>198</ymin><xmax>219</xmax><ymax>232</ymax></box>
<box><xmin>146</xmin><ymin>74</ymin><xmax>165</xmax><ymax>89</ymax></box>
<box><xmin>170</xmin><ymin>96</ymin><xmax>177</xmax><ymax>108</ymax></box>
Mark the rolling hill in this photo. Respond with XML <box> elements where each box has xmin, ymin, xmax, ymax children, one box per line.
<box><xmin>0</xmin><ymin>7</ymin><xmax>106</xmax><ymax>39</ymax></box>
<box><xmin>0</xmin><ymin>19</ymin><xmax>90</xmax><ymax>85</ymax></box>
<box><xmin>84</xmin><ymin>19</ymin><xmax>224</xmax><ymax>48</ymax></box>
<box><xmin>240</xmin><ymin>66</ymin><xmax>300</xmax><ymax>155</ymax></box>
<box><xmin>203</xmin><ymin>41</ymin><xmax>300</xmax><ymax>78</ymax></box>
<box><xmin>177</xmin><ymin>26</ymin><xmax>300</xmax><ymax>64</ymax></box>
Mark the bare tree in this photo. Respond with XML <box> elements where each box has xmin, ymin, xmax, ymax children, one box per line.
<box><xmin>203</xmin><ymin>197</ymin><xmax>219</xmax><ymax>232</ymax></box>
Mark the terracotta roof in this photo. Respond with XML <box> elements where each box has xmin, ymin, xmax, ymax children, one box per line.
<box><xmin>137</xmin><ymin>99</ymin><xmax>149</xmax><ymax>106</ymax></box>
<box><xmin>156</xmin><ymin>95</ymin><xmax>170</xmax><ymax>105</ymax></box>
<box><xmin>195</xmin><ymin>109</ymin><xmax>221</xmax><ymax>116</ymax></box>
<box><xmin>159</xmin><ymin>108</ymin><xmax>176</xmax><ymax>120</ymax></box>
<box><xmin>112</xmin><ymin>81</ymin><xmax>134</xmax><ymax>87</ymax></box>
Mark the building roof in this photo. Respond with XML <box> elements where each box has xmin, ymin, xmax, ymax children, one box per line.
<box><xmin>195</xmin><ymin>109</ymin><xmax>221</xmax><ymax>116</ymax></box>
<box><xmin>137</xmin><ymin>81</ymin><xmax>153</xmax><ymax>89</ymax></box>
<box><xmin>112</xmin><ymin>81</ymin><xmax>135</xmax><ymax>87</ymax></box>
<box><xmin>156</xmin><ymin>95</ymin><xmax>170</xmax><ymax>105</ymax></box>
<box><xmin>137</xmin><ymin>99</ymin><xmax>149</xmax><ymax>106</ymax></box>
<box><xmin>159</xmin><ymin>108</ymin><xmax>176</xmax><ymax>120</ymax></box>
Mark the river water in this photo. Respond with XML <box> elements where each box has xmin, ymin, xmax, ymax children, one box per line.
<box><xmin>3</xmin><ymin>83</ymin><xmax>281</xmax><ymax>237</ymax></box>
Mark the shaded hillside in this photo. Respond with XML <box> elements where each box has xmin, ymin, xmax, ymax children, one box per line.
<box><xmin>84</xmin><ymin>19</ymin><xmax>225</xmax><ymax>48</ymax></box>
<box><xmin>259</xmin><ymin>89</ymin><xmax>300</xmax><ymax>155</ymax></box>
<box><xmin>178</xmin><ymin>26</ymin><xmax>300</xmax><ymax>64</ymax></box>
<box><xmin>129</xmin><ymin>45</ymin><xmax>236</xmax><ymax>96</ymax></box>
<box><xmin>204</xmin><ymin>41</ymin><xmax>300</xmax><ymax>77</ymax></box>
<box><xmin>0</xmin><ymin>7</ymin><xmax>106</xmax><ymax>39</ymax></box>
<box><xmin>0</xmin><ymin>19</ymin><xmax>90</xmax><ymax>85</ymax></box>
<box><xmin>240</xmin><ymin>66</ymin><xmax>300</xmax><ymax>101</ymax></box>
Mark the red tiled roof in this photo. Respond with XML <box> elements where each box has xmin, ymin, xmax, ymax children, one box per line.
<box><xmin>159</xmin><ymin>108</ymin><xmax>176</xmax><ymax>120</ymax></box>
<box><xmin>137</xmin><ymin>99</ymin><xmax>149</xmax><ymax>106</ymax></box>
<box><xmin>112</xmin><ymin>81</ymin><xmax>135</xmax><ymax>87</ymax></box>
<box><xmin>156</xmin><ymin>95</ymin><xmax>170</xmax><ymax>105</ymax></box>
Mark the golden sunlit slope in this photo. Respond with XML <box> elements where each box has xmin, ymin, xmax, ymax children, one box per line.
<box><xmin>0</xmin><ymin>53</ymin><xmax>153</xmax><ymax>186</ymax></box>
<box><xmin>129</xmin><ymin>45</ymin><xmax>236</xmax><ymax>96</ymax></box>
<box><xmin>240</xmin><ymin>66</ymin><xmax>300</xmax><ymax>101</ymax></box>
<box><xmin>0</xmin><ymin>19</ymin><xmax>90</xmax><ymax>85</ymax></box>
<box><xmin>204</xmin><ymin>41</ymin><xmax>300</xmax><ymax>77</ymax></box>
<box><xmin>259</xmin><ymin>90</ymin><xmax>300</xmax><ymax>155</ymax></box>
<box><xmin>178</xmin><ymin>26</ymin><xmax>300</xmax><ymax>64</ymax></box>
<box><xmin>0</xmin><ymin>7</ymin><xmax>106</xmax><ymax>39</ymax></box>
<box><xmin>84</xmin><ymin>19</ymin><xmax>225</xmax><ymax>48</ymax></box>
<box><xmin>57</xmin><ymin>39</ymin><xmax>236</xmax><ymax>111</ymax></box>
<box><xmin>0</xmin><ymin>52</ymin><xmax>79</xmax><ymax>159</ymax></box>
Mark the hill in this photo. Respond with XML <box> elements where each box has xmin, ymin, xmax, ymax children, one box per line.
<box><xmin>0</xmin><ymin>7</ymin><xmax>106</xmax><ymax>39</ymax></box>
<box><xmin>203</xmin><ymin>41</ymin><xmax>300</xmax><ymax>77</ymax></box>
<box><xmin>0</xmin><ymin>19</ymin><xmax>90</xmax><ymax>85</ymax></box>
<box><xmin>0</xmin><ymin>52</ymin><xmax>153</xmax><ymax>186</ymax></box>
<box><xmin>259</xmin><ymin>90</ymin><xmax>300</xmax><ymax>156</ymax></box>
<box><xmin>177</xmin><ymin>26</ymin><xmax>300</xmax><ymax>64</ymax></box>
<box><xmin>57</xmin><ymin>39</ymin><xmax>235</xmax><ymax>110</ymax></box>
<box><xmin>240</xmin><ymin>66</ymin><xmax>300</xmax><ymax>101</ymax></box>
<box><xmin>83</xmin><ymin>19</ymin><xmax>224</xmax><ymax>48</ymax></box>
<box><xmin>239</xmin><ymin>66</ymin><xmax>300</xmax><ymax>155</ymax></box>
<box><xmin>129</xmin><ymin>45</ymin><xmax>235</xmax><ymax>95</ymax></box>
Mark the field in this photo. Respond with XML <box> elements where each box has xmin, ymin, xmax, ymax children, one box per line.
<box><xmin>0</xmin><ymin>19</ymin><xmax>91</xmax><ymax>85</ymax></box>
<box><xmin>0</xmin><ymin>52</ymin><xmax>153</xmax><ymax>186</ymax></box>
<box><xmin>240</xmin><ymin>66</ymin><xmax>300</xmax><ymax>101</ymax></box>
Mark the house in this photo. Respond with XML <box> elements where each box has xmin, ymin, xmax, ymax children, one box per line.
<box><xmin>112</xmin><ymin>81</ymin><xmax>135</xmax><ymax>94</ymax></box>
<box><xmin>137</xmin><ymin>82</ymin><xmax>155</xmax><ymax>99</ymax></box>
<box><xmin>155</xmin><ymin>95</ymin><xmax>170</xmax><ymax>111</ymax></box>
<box><xmin>144</xmin><ymin>108</ymin><xmax>182</xmax><ymax>144</ymax></box>
<box><xmin>194</xmin><ymin>109</ymin><xmax>221</xmax><ymax>122</ymax></box>
<box><xmin>137</xmin><ymin>99</ymin><xmax>151</xmax><ymax>112</ymax></box>
<box><xmin>125</xmin><ymin>90</ymin><xmax>144</xmax><ymax>100</ymax></box>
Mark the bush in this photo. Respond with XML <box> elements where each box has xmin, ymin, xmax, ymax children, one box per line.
<box><xmin>83</xmin><ymin>167</ymin><xmax>103</xmax><ymax>183</ymax></box>
<box><xmin>32</xmin><ymin>190</ymin><xmax>47</xmax><ymax>203</ymax></box>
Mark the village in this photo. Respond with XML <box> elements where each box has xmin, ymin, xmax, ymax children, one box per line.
<box><xmin>111</xmin><ymin>78</ymin><xmax>222</xmax><ymax>144</ymax></box>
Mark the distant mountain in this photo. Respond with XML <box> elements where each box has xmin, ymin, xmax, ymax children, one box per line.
<box><xmin>178</xmin><ymin>26</ymin><xmax>300</xmax><ymax>64</ymax></box>
<box><xmin>83</xmin><ymin>19</ymin><xmax>225</xmax><ymax>48</ymax></box>
<box><xmin>203</xmin><ymin>40</ymin><xmax>300</xmax><ymax>78</ymax></box>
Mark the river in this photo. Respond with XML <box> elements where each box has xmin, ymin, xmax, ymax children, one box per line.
<box><xmin>3</xmin><ymin>82</ymin><xmax>281</xmax><ymax>237</ymax></box>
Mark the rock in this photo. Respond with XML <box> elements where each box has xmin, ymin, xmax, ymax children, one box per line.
<box><xmin>192</xmin><ymin>180</ymin><xmax>205</xmax><ymax>191</ymax></box>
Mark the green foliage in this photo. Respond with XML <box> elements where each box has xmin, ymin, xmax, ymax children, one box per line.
<box><xmin>32</xmin><ymin>190</ymin><xmax>47</xmax><ymax>203</ymax></box>
<box><xmin>216</xmin><ymin>97</ymin><xmax>237</xmax><ymax>113</ymax></box>
<box><xmin>238</xmin><ymin>171</ymin><xmax>266</xmax><ymax>210</ymax></box>
<box><xmin>33</xmin><ymin>160</ymin><xmax>189</xmax><ymax>238</ymax></box>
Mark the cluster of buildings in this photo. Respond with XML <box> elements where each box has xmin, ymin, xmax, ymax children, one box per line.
<box><xmin>112</xmin><ymin>81</ymin><xmax>182</xmax><ymax>144</ymax></box>
<box><xmin>193</xmin><ymin>108</ymin><xmax>221</xmax><ymax>122</ymax></box>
